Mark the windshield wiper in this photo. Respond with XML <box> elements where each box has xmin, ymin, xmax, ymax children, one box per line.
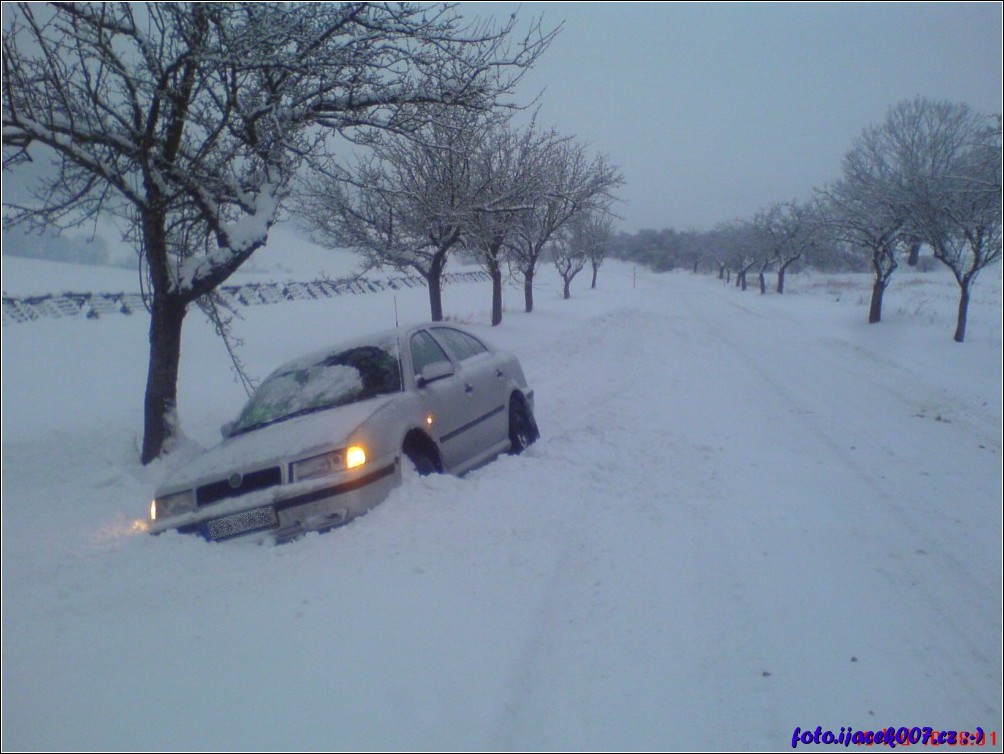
<box><xmin>229</xmin><ymin>402</ymin><xmax>342</xmax><ymax>437</ymax></box>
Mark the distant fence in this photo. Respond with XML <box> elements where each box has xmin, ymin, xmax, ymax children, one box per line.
<box><xmin>2</xmin><ymin>270</ymin><xmax>492</xmax><ymax>325</ymax></box>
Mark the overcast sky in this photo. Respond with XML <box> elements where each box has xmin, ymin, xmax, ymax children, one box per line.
<box><xmin>461</xmin><ymin>2</ymin><xmax>1003</xmax><ymax>233</ymax></box>
<box><xmin>3</xmin><ymin>3</ymin><xmax>1000</xmax><ymax>243</ymax></box>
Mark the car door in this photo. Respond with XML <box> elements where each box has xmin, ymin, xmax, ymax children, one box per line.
<box><xmin>408</xmin><ymin>328</ymin><xmax>484</xmax><ymax>471</ymax></box>
<box><xmin>427</xmin><ymin>327</ymin><xmax>509</xmax><ymax>464</ymax></box>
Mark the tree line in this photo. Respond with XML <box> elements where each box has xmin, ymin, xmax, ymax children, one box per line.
<box><xmin>6</xmin><ymin>4</ymin><xmax>995</xmax><ymax>469</ymax></box>
<box><xmin>2</xmin><ymin>2</ymin><xmax>624</xmax><ymax>465</ymax></box>
<box><xmin>297</xmin><ymin>110</ymin><xmax>622</xmax><ymax>325</ymax></box>
<box><xmin>609</xmin><ymin>98</ymin><xmax>1002</xmax><ymax>342</ymax></box>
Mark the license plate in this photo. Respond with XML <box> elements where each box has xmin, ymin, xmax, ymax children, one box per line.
<box><xmin>205</xmin><ymin>506</ymin><xmax>278</xmax><ymax>541</ymax></box>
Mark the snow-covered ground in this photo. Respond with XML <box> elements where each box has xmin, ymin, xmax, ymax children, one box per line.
<box><xmin>2</xmin><ymin>245</ymin><xmax>1001</xmax><ymax>750</ymax></box>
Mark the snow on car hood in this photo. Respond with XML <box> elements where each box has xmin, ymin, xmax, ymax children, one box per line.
<box><xmin>160</xmin><ymin>393</ymin><xmax>398</xmax><ymax>489</ymax></box>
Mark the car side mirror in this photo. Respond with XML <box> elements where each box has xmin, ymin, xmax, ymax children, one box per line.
<box><xmin>417</xmin><ymin>360</ymin><xmax>454</xmax><ymax>388</ymax></box>
<box><xmin>220</xmin><ymin>420</ymin><xmax>235</xmax><ymax>439</ymax></box>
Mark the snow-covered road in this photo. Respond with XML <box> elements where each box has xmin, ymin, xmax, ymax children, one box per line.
<box><xmin>2</xmin><ymin>257</ymin><xmax>1000</xmax><ymax>750</ymax></box>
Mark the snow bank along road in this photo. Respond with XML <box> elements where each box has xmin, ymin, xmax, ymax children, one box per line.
<box><xmin>1</xmin><ymin>262</ymin><xmax>1000</xmax><ymax>750</ymax></box>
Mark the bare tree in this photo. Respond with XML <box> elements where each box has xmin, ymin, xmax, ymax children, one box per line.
<box><xmin>549</xmin><ymin>210</ymin><xmax>611</xmax><ymax>299</ymax></box>
<box><xmin>710</xmin><ymin>253</ymin><xmax>729</xmax><ymax>281</ymax></box>
<box><xmin>703</xmin><ymin>226</ymin><xmax>733</xmax><ymax>282</ymax></box>
<box><xmin>678</xmin><ymin>232</ymin><xmax>705</xmax><ymax>275</ymax></box>
<box><xmin>300</xmin><ymin>111</ymin><xmax>492</xmax><ymax>322</ymax></box>
<box><xmin>507</xmin><ymin>140</ymin><xmax>622</xmax><ymax>312</ymax></box>
<box><xmin>749</xmin><ymin>210</ymin><xmax>775</xmax><ymax>294</ymax></box>
<box><xmin>757</xmin><ymin>200</ymin><xmax>819</xmax><ymax>294</ymax></box>
<box><xmin>550</xmin><ymin>231</ymin><xmax>587</xmax><ymax>300</ymax></box>
<box><xmin>464</xmin><ymin>119</ymin><xmax>553</xmax><ymax>325</ymax></box>
<box><xmin>818</xmin><ymin>119</ymin><xmax>910</xmax><ymax>323</ymax></box>
<box><xmin>584</xmin><ymin>212</ymin><xmax>614</xmax><ymax>289</ymax></box>
<box><xmin>707</xmin><ymin>222</ymin><xmax>745</xmax><ymax>287</ymax></box>
<box><xmin>884</xmin><ymin>99</ymin><xmax>1002</xmax><ymax>341</ymax></box>
<box><xmin>722</xmin><ymin>220</ymin><xmax>761</xmax><ymax>292</ymax></box>
<box><xmin>3</xmin><ymin>2</ymin><xmax>555</xmax><ymax>462</ymax></box>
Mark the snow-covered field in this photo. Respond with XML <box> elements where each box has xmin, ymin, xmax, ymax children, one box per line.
<box><xmin>2</xmin><ymin>244</ymin><xmax>1001</xmax><ymax>751</ymax></box>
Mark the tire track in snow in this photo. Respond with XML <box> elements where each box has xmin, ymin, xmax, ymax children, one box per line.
<box><xmin>490</xmin><ymin>274</ymin><xmax>999</xmax><ymax>745</ymax></box>
<box><xmin>670</xmin><ymin>277</ymin><xmax>1002</xmax><ymax>733</ymax></box>
<box><xmin>490</xmin><ymin>306</ymin><xmax>731</xmax><ymax>749</ymax></box>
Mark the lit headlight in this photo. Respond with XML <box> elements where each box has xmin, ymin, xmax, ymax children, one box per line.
<box><xmin>346</xmin><ymin>445</ymin><xmax>366</xmax><ymax>470</ymax></box>
<box><xmin>291</xmin><ymin>446</ymin><xmax>367</xmax><ymax>481</ymax></box>
<box><xmin>151</xmin><ymin>489</ymin><xmax>196</xmax><ymax>520</ymax></box>
<box><xmin>291</xmin><ymin>450</ymin><xmax>344</xmax><ymax>482</ymax></box>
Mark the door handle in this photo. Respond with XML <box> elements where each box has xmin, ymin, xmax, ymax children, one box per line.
<box><xmin>496</xmin><ymin>368</ymin><xmax>505</xmax><ymax>378</ymax></box>
<box><xmin>464</xmin><ymin>384</ymin><xmax>474</xmax><ymax>394</ymax></box>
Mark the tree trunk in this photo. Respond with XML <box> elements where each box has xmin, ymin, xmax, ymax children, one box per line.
<box><xmin>428</xmin><ymin>273</ymin><xmax>443</xmax><ymax>321</ymax></box>
<box><xmin>775</xmin><ymin>259</ymin><xmax>799</xmax><ymax>297</ymax></box>
<box><xmin>141</xmin><ymin>295</ymin><xmax>188</xmax><ymax>464</ymax></box>
<box><xmin>758</xmin><ymin>270</ymin><xmax>767</xmax><ymax>294</ymax></box>
<box><xmin>907</xmin><ymin>240</ymin><xmax>922</xmax><ymax>267</ymax></box>
<box><xmin>776</xmin><ymin>256</ymin><xmax>800</xmax><ymax>294</ymax></box>
<box><xmin>954</xmin><ymin>281</ymin><xmax>970</xmax><ymax>342</ymax></box>
<box><xmin>523</xmin><ymin>269</ymin><xmax>534</xmax><ymax>313</ymax></box>
<box><xmin>563</xmin><ymin>276</ymin><xmax>572</xmax><ymax>299</ymax></box>
<box><xmin>427</xmin><ymin>252</ymin><xmax>447</xmax><ymax>322</ymax></box>
<box><xmin>868</xmin><ymin>279</ymin><xmax>886</xmax><ymax>324</ymax></box>
<box><xmin>590</xmin><ymin>260</ymin><xmax>598</xmax><ymax>289</ymax></box>
<box><xmin>490</xmin><ymin>266</ymin><xmax>503</xmax><ymax>326</ymax></box>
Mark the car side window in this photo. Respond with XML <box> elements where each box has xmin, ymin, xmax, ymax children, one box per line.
<box><xmin>431</xmin><ymin>328</ymin><xmax>489</xmax><ymax>362</ymax></box>
<box><xmin>410</xmin><ymin>330</ymin><xmax>451</xmax><ymax>378</ymax></box>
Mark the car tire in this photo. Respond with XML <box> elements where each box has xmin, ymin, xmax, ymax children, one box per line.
<box><xmin>406</xmin><ymin>449</ymin><xmax>438</xmax><ymax>476</ymax></box>
<box><xmin>509</xmin><ymin>398</ymin><xmax>538</xmax><ymax>455</ymax></box>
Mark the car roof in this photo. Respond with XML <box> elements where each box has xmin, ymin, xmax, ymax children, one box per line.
<box><xmin>264</xmin><ymin>322</ymin><xmax>484</xmax><ymax>377</ymax></box>
<box><xmin>266</xmin><ymin>327</ymin><xmax>402</xmax><ymax>376</ymax></box>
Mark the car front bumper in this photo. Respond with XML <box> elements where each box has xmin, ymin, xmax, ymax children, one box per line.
<box><xmin>149</xmin><ymin>459</ymin><xmax>401</xmax><ymax>543</ymax></box>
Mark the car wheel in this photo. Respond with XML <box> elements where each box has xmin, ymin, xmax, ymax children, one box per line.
<box><xmin>405</xmin><ymin>449</ymin><xmax>438</xmax><ymax>476</ymax></box>
<box><xmin>509</xmin><ymin>398</ymin><xmax>538</xmax><ymax>455</ymax></box>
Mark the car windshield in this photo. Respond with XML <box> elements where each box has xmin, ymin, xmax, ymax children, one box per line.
<box><xmin>228</xmin><ymin>337</ymin><xmax>402</xmax><ymax>436</ymax></box>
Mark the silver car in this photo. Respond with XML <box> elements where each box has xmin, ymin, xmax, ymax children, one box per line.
<box><xmin>148</xmin><ymin>323</ymin><xmax>538</xmax><ymax>543</ymax></box>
